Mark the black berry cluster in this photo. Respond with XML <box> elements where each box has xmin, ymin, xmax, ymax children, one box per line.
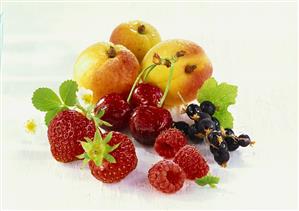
<box><xmin>172</xmin><ymin>101</ymin><xmax>254</xmax><ymax>167</ymax></box>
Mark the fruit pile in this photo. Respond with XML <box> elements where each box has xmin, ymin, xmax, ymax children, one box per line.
<box><xmin>28</xmin><ymin>20</ymin><xmax>254</xmax><ymax>194</ymax></box>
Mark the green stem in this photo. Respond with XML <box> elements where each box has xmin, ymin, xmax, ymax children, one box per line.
<box><xmin>143</xmin><ymin>64</ymin><xmax>157</xmax><ymax>81</ymax></box>
<box><xmin>158</xmin><ymin>64</ymin><xmax>175</xmax><ymax>107</ymax></box>
<box><xmin>126</xmin><ymin>64</ymin><xmax>157</xmax><ymax>103</ymax></box>
<box><xmin>75</xmin><ymin>101</ymin><xmax>88</xmax><ymax>114</ymax></box>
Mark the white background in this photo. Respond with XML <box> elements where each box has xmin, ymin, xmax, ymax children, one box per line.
<box><xmin>1</xmin><ymin>1</ymin><xmax>298</xmax><ymax>210</ymax></box>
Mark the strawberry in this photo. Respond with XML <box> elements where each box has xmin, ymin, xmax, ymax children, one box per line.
<box><xmin>173</xmin><ymin>145</ymin><xmax>209</xmax><ymax>180</ymax></box>
<box><xmin>47</xmin><ymin>110</ymin><xmax>96</xmax><ymax>163</ymax></box>
<box><xmin>79</xmin><ymin>130</ymin><xmax>138</xmax><ymax>183</ymax></box>
<box><xmin>154</xmin><ymin>128</ymin><xmax>187</xmax><ymax>158</ymax></box>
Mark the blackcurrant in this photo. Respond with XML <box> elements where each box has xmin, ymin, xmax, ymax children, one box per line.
<box><xmin>172</xmin><ymin>121</ymin><xmax>190</xmax><ymax>135</ymax></box>
<box><xmin>224</xmin><ymin>136</ymin><xmax>239</xmax><ymax>151</ymax></box>
<box><xmin>224</xmin><ymin>128</ymin><xmax>234</xmax><ymax>136</ymax></box>
<box><xmin>214</xmin><ymin>150</ymin><xmax>230</xmax><ymax>167</ymax></box>
<box><xmin>207</xmin><ymin>130</ymin><xmax>222</xmax><ymax>147</ymax></box>
<box><xmin>219</xmin><ymin>141</ymin><xmax>228</xmax><ymax>152</ymax></box>
<box><xmin>210</xmin><ymin>145</ymin><xmax>219</xmax><ymax>155</ymax></box>
<box><xmin>188</xmin><ymin>124</ymin><xmax>205</xmax><ymax>143</ymax></box>
<box><xmin>199</xmin><ymin>101</ymin><xmax>216</xmax><ymax>116</ymax></box>
<box><xmin>186</xmin><ymin>104</ymin><xmax>201</xmax><ymax>120</ymax></box>
<box><xmin>238</xmin><ymin>134</ymin><xmax>251</xmax><ymax>147</ymax></box>
<box><xmin>196</xmin><ymin>119</ymin><xmax>215</xmax><ymax>135</ymax></box>
<box><xmin>196</xmin><ymin>112</ymin><xmax>211</xmax><ymax>121</ymax></box>
<box><xmin>211</xmin><ymin>117</ymin><xmax>221</xmax><ymax>131</ymax></box>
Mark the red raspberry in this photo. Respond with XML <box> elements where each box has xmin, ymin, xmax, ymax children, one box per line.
<box><xmin>173</xmin><ymin>145</ymin><xmax>209</xmax><ymax>180</ymax></box>
<box><xmin>154</xmin><ymin>128</ymin><xmax>187</xmax><ymax>158</ymax></box>
<box><xmin>148</xmin><ymin>160</ymin><xmax>186</xmax><ymax>193</ymax></box>
<box><xmin>47</xmin><ymin>110</ymin><xmax>96</xmax><ymax>163</ymax></box>
<box><xmin>88</xmin><ymin>132</ymin><xmax>138</xmax><ymax>183</ymax></box>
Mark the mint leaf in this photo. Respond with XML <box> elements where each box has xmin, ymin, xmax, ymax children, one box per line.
<box><xmin>32</xmin><ymin>88</ymin><xmax>62</xmax><ymax>111</ymax></box>
<box><xmin>44</xmin><ymin>107</ymin><xmax>66</xmax><ymax>126</ymax></box>
<box><xmin>59</xmin><ymin>80</ymin><xmax>78</xmax><ymax>106</ymax></box>
<box><xmin>197</xmin><ymin>78</ymin><xmax>238</xmax><ymax>128</ymax></box>
<box><xmin>195</xmin><ymin>175</ymin><xmax>220</xmax><ymax>188</ymax></box>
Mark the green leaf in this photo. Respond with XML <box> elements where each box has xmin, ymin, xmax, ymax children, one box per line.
<box><xmin>214</xmin><ymin>109</ymin><xmax>234</xmax><ymax>129</ymax></box>
<box><xmin>81</xmin><ymin>142</ymin><xmax>92</xmax><ymax>152</ymax></box>
<box><xmin>76</xmin><ymin>153</ymin><xmax>85</xmax><ymax>159</ymax></box>
<box><xmin>44</xmin><ymin>107</ymin><xmax>65</xmax><ymax>126</ymax></box>
<box><xmin>104</xmin><ymin>154</ymin><xmax>116</xmax><ymax>163</ymax></box>
<box><xmin>195</xmin><ymin>175</ymin><xmax>220</xmax><ymax>188</ymax></box>
<box><xmin>32</xmin><ymin>88</ymin><xmax>62</xmax><ymax>111</ymax></box>
<box><xmin>99</xmin><ymin>120</ymin><xmax>112</xmax><ymax>127</ymax></box>
<box><xmin>103</xmin><ymin>132</ymin><xmax>113</xmax><ymax>144</ymax></box>
<box><xmin>197</xmin><ymin>78</ymin><xmax>238</xmax><ymax>128</ymax></box>
<box><xmin>109</xmin><ymin>143</ymin><xmax>120</xmax><ymax>153</ymax></box>
<box><xmin>96</xmin><ymin>109</ymin><xmax>105</xmax><ymax>119</ymax></box>
<box><xmin>59</xmin><ymin>80</ymin><xmax>78</xmax><ymax>106</ymax></box>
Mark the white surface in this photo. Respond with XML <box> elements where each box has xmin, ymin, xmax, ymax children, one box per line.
<box><xmin>1</xmin><ymin>2</ymin><xmax>298</xmax><ymax>210</ymax></box>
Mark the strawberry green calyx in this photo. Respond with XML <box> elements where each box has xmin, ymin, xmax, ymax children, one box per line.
<box><xmin>77</xmin><ymin>130</ymin><xmax>120</xmax><ymax>167</ymax></box>
<box><xmin>195</xmin><ymin>174</ymin><xmax>220</xmax><ymax>188</ymax></box>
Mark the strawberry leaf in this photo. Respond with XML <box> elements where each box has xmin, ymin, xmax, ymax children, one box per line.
<box><xmin>32</xmin><ymin>88</ymin><xmax>62</xmax><ymax>111</ymax></box>
<box><xmin>197</xmin><ymin>78</ymin><xmax>238</xmax><ymax>128</ymax></box>
<box><xmin>44</xmin><ymin>107</ymin><xmax>66</xmax><ymax>126</ymax></box>
<box><xmin>59</xmin><ymin>80</ymin><xmax>78</xmax><ymax>106</ymax></box>
<box><xmin>195</xmin><ymin>174</ymin><xmax>220</xmax><ymax>188</ymax></box>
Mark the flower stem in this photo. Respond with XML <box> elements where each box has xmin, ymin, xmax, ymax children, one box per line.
<box><xmin>158</xmin><ymin>64</ymin><xmax>175</xmax><ymax>107</ymax></box>
<box><xmin>126</xmin><ymin>64</ymin><xmax>157</xmax><ymax>103</ymax></box>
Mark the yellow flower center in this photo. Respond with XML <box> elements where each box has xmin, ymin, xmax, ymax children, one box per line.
<box><xmin>25</xmin><ymin>119</ymin><xmax>37</xmax><ymax>134</ymax></box>
<box><xmin>82</xmin><ymin>94</ymin><xmax>93</xmax><ymax>104</ymax></box>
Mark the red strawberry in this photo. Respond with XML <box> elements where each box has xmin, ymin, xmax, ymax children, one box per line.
<box><xmin>95</xmin><ymin>93</ymin><xmax>131</xmax><ymax>131</ymax></box>
<box><xmin>47</xmin><ymin>110</ymin><xmax>96</xmax><ymax>163</ymax></box>
<box><xmin>173</xmin><ymin>145</ymin><xmax>209</xmax><ymax>180</ymax></box>
<box><xmin>129</xmin><ymin>105</ymin><xmax>173</xmax><ymax>145</ymax></box>
<box><xmin>154</xmin><ymin>128</ymin><xmax>187</xmax><ymax>158</ymax></box>
<box><xmin>131</xmin><ymin>83</ymin><xmax>163</xmax><ymax>108</ymax></box>
<box><xmin>148</xmin><ymin>160</ymin><xmax>186</xmax><ymax>193</ymax></box>
<box><xmin>79</xmin><ymin>130</ymin><xmax>138</xmax><ymax>183</ymax></box>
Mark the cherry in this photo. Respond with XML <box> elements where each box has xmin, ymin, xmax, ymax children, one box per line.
<box><xmin>129</xmin><ymin>105</ymin><xmax>173</xmax><ymax>145</ymax></box>
<box><xmin>95</xmin><ymin>93</ymin><xmax>131</xmax><ymax>131</ymax></box>
<box><xmin>131</xmin><ymin>83</ymin><xmax>163</xmax><ymax>108</ymax></box>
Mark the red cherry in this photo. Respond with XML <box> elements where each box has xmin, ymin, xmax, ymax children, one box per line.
<box><xmin>95</xmin><ymin>93</ymin><xmax>131</xmax><ymax>131</ymax></box>
<box><xmin>129</xmin><ymin>105</ymin><xmax>173</xmax><ymax>146</ymax></box>
<box><xmin>131</xmin><ymin>83</ymin><xmax>163</xmax><ymax>108</ymax></box>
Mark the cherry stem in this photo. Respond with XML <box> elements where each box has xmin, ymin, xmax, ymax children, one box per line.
<box><xmin>126</xmin><ymin>64</ymin><xmax>157</xmax><ymax>103</ymax></box>
<box><xmin>158</xmin><ymin>63</ymin><xmax>175</xmax><ymax>107</ymax></box>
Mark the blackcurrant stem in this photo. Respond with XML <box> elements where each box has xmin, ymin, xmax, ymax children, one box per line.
<box><xmin>177</xmin><ymin>91</ymin><xmax>188</xmax><ymax>113</ymax></box>
<box><xmin>126</xmin><ymin>64</ymin><xmax>157</xmax><ymax>103</ymax></box>
<box><xmin>158</xmin><ymin>63</ymin><xmax>175</xmax><ymax>107</ymax></box>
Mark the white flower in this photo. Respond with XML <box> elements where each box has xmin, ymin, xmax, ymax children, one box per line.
<box><xmin>77</xmin><ymin>87</ymin><xmax>94</xmax><ymax>107</ymax></box>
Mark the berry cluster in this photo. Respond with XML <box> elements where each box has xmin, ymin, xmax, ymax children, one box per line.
<box><xmin>173</xmin><ymin>101</ymin><xmax>254</xmax><ymax>167</ymax></box>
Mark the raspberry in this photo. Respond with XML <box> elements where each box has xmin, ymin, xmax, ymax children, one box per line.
<box><xmin>173</xmin><ymin>145</ymin><xmax>209</xmax><ymax>180</ymax></box>
<box><xmin>154</xmin><ymin>128</ymin><xmax>187</xmax><ymax>158</ymax></box>
<box><xmin>148</xmin><ymin>160</ymin><xmax>185</xmax><ymax>193</ymax></box>
<box><xmin>47</xmin><ymin>110</ymin><xmax>96</xmax><ymax>163</ymax></box>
